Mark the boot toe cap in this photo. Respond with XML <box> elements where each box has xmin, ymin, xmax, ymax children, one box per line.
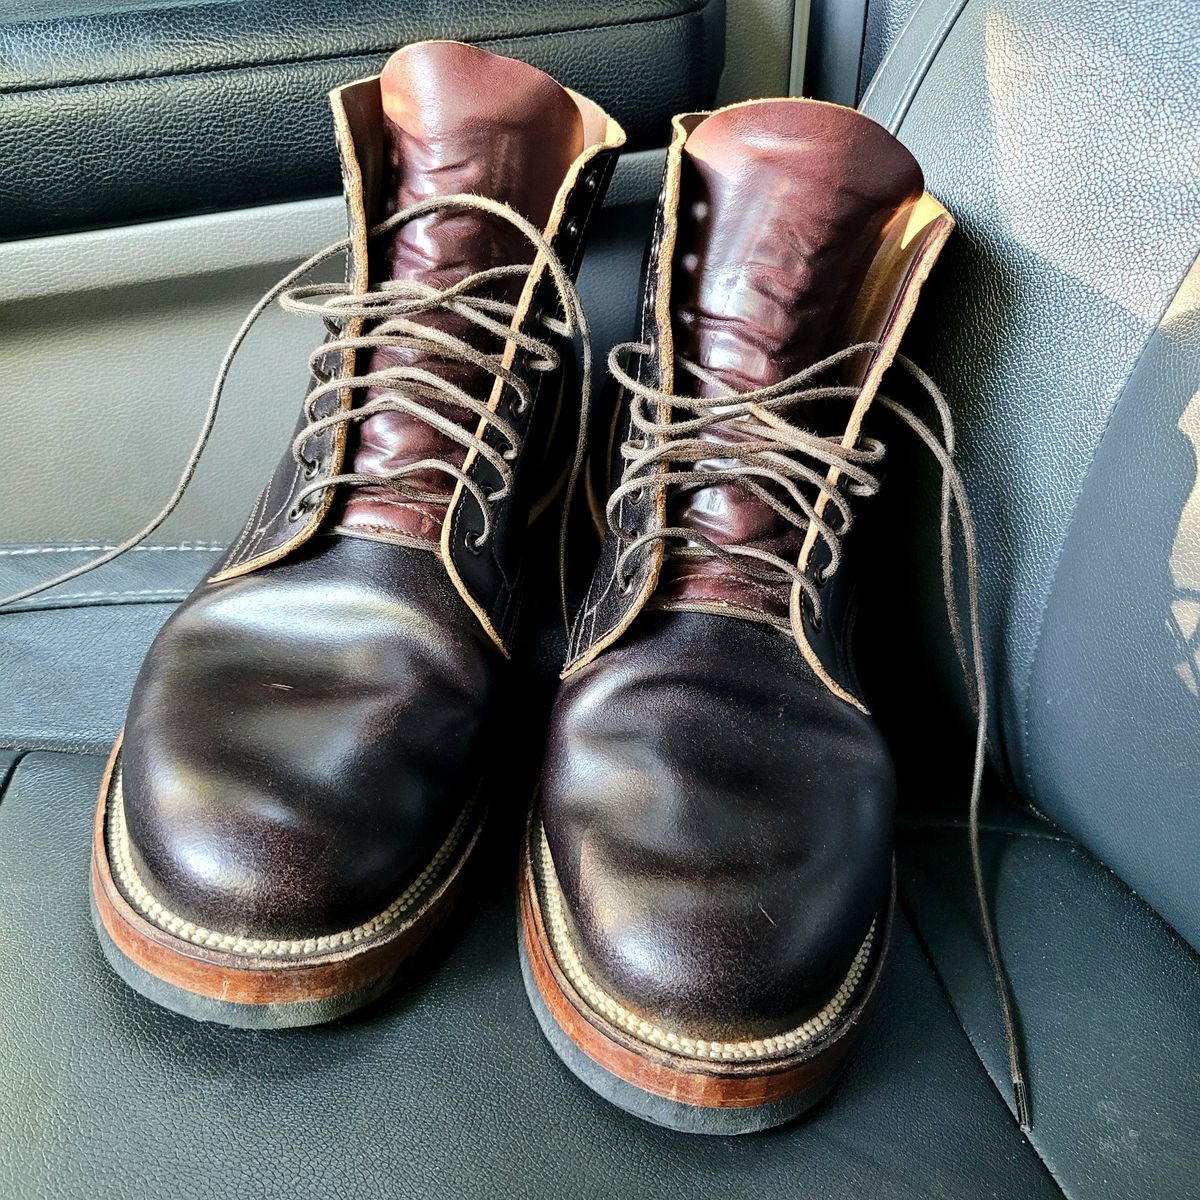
<box><xmin>540</xmin><ymin>612</ymin><xmax>893</xmax><ymax>1041</ymax></box>
<box><xmin>113</xmin><ymin>541</ymin><xmax>494</xmax><ymax>942</ymax></box>
<box><xmin>540</xmin><ymin>819</ymin><xmax>881</xmax><ymax>1042</ymax></box>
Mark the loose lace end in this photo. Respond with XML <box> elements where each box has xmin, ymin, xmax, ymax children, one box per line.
<box><xmin>1013</xmin><ymin>1072</ymin><xmax>1032</xmax><ymax>1132</ymax></box>
<box><xmin>604</xmin><ymin>347</ymin><xmax>1037</xmax><ymax>1138</ymax></box>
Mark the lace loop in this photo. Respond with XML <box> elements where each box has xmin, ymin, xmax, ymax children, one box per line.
<box><xmin>278</xmin><ymin>197</ymin><xmax>581</xmax><ymax>552</ymax></box>
<box><xmin>607</xmin><ymin>340</ymin><xmax>889</xmax><ymax>628</ymax></box>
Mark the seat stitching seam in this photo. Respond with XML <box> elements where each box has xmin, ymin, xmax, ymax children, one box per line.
<box><xmin>0</xmin><ymin>543</ymin><xmax>225</xmax><ymax>556</ymax></box>
<box><xmin>2</xmin><ymin>588</ymin><xmax>188</xmax><ymax>604</ymax></box>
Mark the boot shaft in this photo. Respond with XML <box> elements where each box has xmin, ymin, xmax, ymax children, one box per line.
<box><xmin>339</xmin><ymin>42</ymin><xmax>591</xmax><ymax>542</ymax></box>
<box><xmin>213</xmin><ymin>42</ymin><xmax>625</xmax><ymax>655</ymax></box>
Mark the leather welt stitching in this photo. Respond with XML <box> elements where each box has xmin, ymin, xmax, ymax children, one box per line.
<box><xmin>534</xmin><ymin>824</ymin><xmax>875</xmax><ymax>1061</ymax></box>
<box><xmin>107</xmin><ymin>770</ymin><xmax>474</xmax><ymax>957</ymax></box>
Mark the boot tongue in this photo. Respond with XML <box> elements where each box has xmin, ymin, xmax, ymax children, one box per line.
<box><xmin>378</xmin><ymin>41</ymin><xmax>584</xmax><ymax>290</ymax></box>
<box><xmin>663</xmin><ymin>100</ymin><xmax>923</xmax><ymax>609</ymax></box>
<box><xmin>339</xmin><ymin>41</ymin><xmax>585</xmax><ymax>541</ymax></box>
<box><xmin>670</xmin><ymin>100</ymin><xmax>924</xmax><ymax>397</ymax></box>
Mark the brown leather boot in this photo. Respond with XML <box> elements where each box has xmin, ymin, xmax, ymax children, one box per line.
<box><xmin>520</xmin><ymin>99</ymin><xmax>952</xmax><ymax>1132</ymax></box>
<box><xmin>89</xmin><ymin>41</ymin><xmax>623</xmax><ymax>1027</ymax></box>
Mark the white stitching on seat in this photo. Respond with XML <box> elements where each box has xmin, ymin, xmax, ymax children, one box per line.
<box><xmin>107</xmin><ymin>769</ymin><xmax>474</xmax><ymax>957</ymax></box>
<box><xmin>534</xmin><ymin>824</ymin><xmax>874</xmax><ymax>1062</ymax></box>
<box><xmin>0</xmin><ymin>543</ymin><xmax>226</xmax><ymax>556</ymax></box>
<box><xmin>7</xmin><ymin>588</ymin><xmax>186</xmax><ymax>603</ymax></box>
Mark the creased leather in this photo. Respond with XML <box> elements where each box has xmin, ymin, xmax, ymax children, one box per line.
<box><xmin>122</xmin><ymin>538</ymin><xmax>495</xmax><ymax>937</ymax></box>
<box><xmin>110</xmin><ymin>43</ymin><xmax>621</xmax><ymax>940</ymax></box>
<box><xmin>660</xmin><ymin>101</ymin><xmax>924</xmax><ymax>619</ymax></box>
<box><xmin>543</xmin><ymin>610</ymin><xmax>895</xmax><ymax>1037</ymax></box>
<box><xmin>3</xmin><ymin>750</ymin><xmax>1065</xmax><ymax>1200</ymax></box>
<box><xmin>337</xmin><ymin>42</ymin><xmax>586</xmax><ymax>542</ymax></box>
<box><xmin>562</xmin><ymin>101</ymin><xmax>945</xmax><ymax>677</ymax></box>
<box><xmin>213</xmin><ymin>50</ymin><xmax>623</xmax><ymax>654</ymax></box>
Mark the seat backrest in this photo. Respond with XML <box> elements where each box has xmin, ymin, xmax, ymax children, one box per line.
<box><xmin>858</xmin><ymin>0</ymin><xmax>1200</xmax><ymax>947</ymax></box>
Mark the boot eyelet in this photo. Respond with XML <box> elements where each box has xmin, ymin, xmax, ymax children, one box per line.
<box><xmin>564</xmin><ymin>217</ymin><xmax>580</xmax><ymax>239</ymax></box>
<box><xmin>301</xmin><ymin>457</ymin><xmax>320</xmax><ymax>480</ymax></box>
<box><xmin>807</xmin><ymin>602</ymin><xmax>824</xmax><ymax>632</ymax></box>
<box><xmin>287</xmin><ymin>501</ymin><xmax>309</xmax><ymax>523</ymax></box>
<box><xmin>464</xmin><ymin>531</ymin><xmax>485</xmax><ymax>555</ymax></box>
<box><xmin>616</xmin><ymin>575</ymin><xmax>634</xmax><ymax>597</ymax></box>
<box><xmin>584</xmin><ymin>171</ymin><xmax>599</xmax><ymax>194</ymax></box>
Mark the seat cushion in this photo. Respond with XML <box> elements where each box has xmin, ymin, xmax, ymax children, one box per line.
<box><xmin>0</xmin><ymin>748</ymin><xmax>1058</xmax><ymax>1199</ymax></box>
<box><xmin>898</xmin><ymin>796</ymin><xmax>1200</xmax><ymax>1198</ymax></box>
<box><xmin>854</xmin><ymin>0</ymin><xmax>1200</xmax><ymax>952</ymax></box>
<box><xmin>0</xmin><ymin>544</ymin><xmax>221</xmax><ymax>754</ymax></box>
<box><xmin>5</xmin><ymin>546</ymin><xmax>1198</xmax><ymax>1195</ymax></box>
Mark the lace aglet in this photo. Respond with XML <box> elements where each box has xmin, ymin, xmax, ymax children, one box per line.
<box><xmin>1013</xmin><ymin>1072</ymin><xmax>1032</xmax><ymax>1133</ymax></box>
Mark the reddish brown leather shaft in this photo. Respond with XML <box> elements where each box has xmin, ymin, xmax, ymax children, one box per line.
<box><xmin>661</xmin><ymin>100</ymin><xmax>924</xmax><ymax>617</ymax></box>
<box><xmin>336</xmin><ymin>41</ymin><xmax>585</xmax><ymax>542</ymax></box>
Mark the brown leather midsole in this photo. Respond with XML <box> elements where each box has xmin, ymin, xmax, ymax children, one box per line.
<box><xmin>519</xmin><ymin>825</ymin><xmax>892</xmax><ymax>1110</ymax></box>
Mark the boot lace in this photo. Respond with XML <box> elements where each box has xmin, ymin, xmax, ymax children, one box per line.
<box><xmin>0</xmin><ymin>193</ymin><xmax>591</xmax><ymax>610</ymax></box>
<box><xmin>607</xmin><ymin>338</ymin><xmax>1032</xmax><ymax>1131</ymax></box>
<box><xmin>0</xmin><ymin>224</ymin><xmax>1029</xmax><ymax>1131</ymax></box>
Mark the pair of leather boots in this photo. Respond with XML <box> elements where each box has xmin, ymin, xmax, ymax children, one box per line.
<box><xmin>89</xmin><ymin>41</ymin><xmax>955</xmax><ymax>1135</ymax></box>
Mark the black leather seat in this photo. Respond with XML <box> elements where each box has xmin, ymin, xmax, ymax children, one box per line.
<box><xmin>1</xmin><ymin>0</ymin><xmax>1197</xmax><ymax>1194</ymax></box>
<box><xmin>0</xmin><ymin>0</ymin><xmax>722</xmax><ymax>237</ymax></box>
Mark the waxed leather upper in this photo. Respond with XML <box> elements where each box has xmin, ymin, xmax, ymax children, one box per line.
<box><xmin>112</xmin><ymin>41</ymin><xmax>611</xmax><ymax>941</ymax></box>
<box><xmin>661</xmin><ymin>101</ymin><xmax>924</xmax><ymax>621</ymax></box>
<box><xmin>541</xmin><ymin>100</ymin><xmax>925</xmax><ymax>1037</ymax></box>
<box><xmin>563</xmin><ymin>100</ymin><xmax>949</xmax><ymax>674</ymax></box>
<box><xmin>542</xmin><ymin>610</ymin><xmax>895</xmax><ymax>1037</ymax></box>
<box><xmin>121</xmin><ymin>537</ymin><xmax>497</xmax><ymax>937</ymax></box>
